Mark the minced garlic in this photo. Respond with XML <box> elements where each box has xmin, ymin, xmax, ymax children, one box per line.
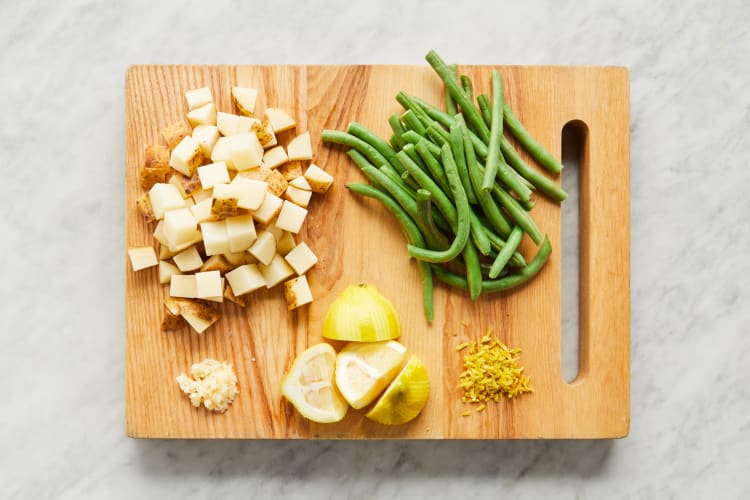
<box><xmin>176</xmin><ymin>358</ymin><xmax>238</xmax><ymax>412</ymax></box>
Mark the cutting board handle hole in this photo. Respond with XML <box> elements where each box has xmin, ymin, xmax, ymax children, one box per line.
<box><xmin>561</xmin><ymin>119</ymin><xmax>589</xmax><ymax>384</ymax></box>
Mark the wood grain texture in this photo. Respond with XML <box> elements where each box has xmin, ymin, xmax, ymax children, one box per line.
<box><xmin>125</xmin><ymin>65</ymin><xmax>629</xmax><ymax>439</ymax></box>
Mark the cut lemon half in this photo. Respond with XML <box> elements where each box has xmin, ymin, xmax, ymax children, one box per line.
<box><xmin>281</xmin><ymin>343</ymin><xmax>348</xmax><ymax>423</ymax></box>
<box><xmin>335</xmin><ymin>340</ymin><xmax>407</xmax><ymax>409</ymax></box>
<box><xmin>365</xmin><ymin>355</ymin><xmax>430</xmax><ymax>425</ymax></box>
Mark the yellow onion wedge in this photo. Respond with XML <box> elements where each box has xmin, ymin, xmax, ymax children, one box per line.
<box><xmin>322</xmin><ymin>284</ymin><xmax>401</xmax><ymax>342</ymax></box>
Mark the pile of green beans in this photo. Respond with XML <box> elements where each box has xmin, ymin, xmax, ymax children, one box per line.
<box><xmin>322</xmin><ymin>50</ymin><xmax>566</xmax><ymax>321</ymax></box>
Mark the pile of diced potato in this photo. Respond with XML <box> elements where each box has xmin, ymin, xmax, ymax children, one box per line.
<box><xmin>127</xmin><ymin>85</ymin><xmax>334</xmax><ymax>334</ymax></box>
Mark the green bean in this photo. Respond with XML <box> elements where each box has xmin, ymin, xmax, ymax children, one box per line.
<box><xmin>460</xmin><ymin>75</ymin><xmax>474</xmax><ymax>101</ymax></box>
<box><xmin>396</xmin><ymin>150</ymin><xmax>456</xmax><ymax>222</ymax></box>
<box><xmin>467</xmin><ymin>212</ymin><xmax>492</xmax><ymax>256</ymax></box>
<box><xmin>348</xmin><ymin>121</ymin><xmax>402</xmax><ymax>173</ymax></box>
<box><xmin>425</xmin><ymin>124</ymin><xmax>448</xmax><ymax>146</ymax></box>
<box><xmin>346</xmin><ymin>149</ymin><xmax>383</xmax><ymax>188</ymax></box>
<box><xmin>488</xmin><ymin>226</ymin><xmax>523</xmax><ymax>278</ymax></box>
<box><xmin>462</xmin><ymin>238</ymin><xmax>483</xmax><ymax>300</ymax></box>
<box><xmin>415</xmin><ymin>139</ymin><xmax>450</xmax><ymax>194</ymax></box>
<box><xmin>346</xmin><ymin>183</ymin><xmax>434</xmax><ymax>321</ymax></box>
<box><xmin>412</xmin><ymin>96</ymin><xmax>454</xmax><ymax>128</ymax></box>
<box><xmin>380</xmin><ymin>165</ymin><xmax>417</xmax><ymax>200</ymax></box>
<box><xmin>500</xmin><ymin>136</ymin><xmax>568</xmax><ymax>201</ymax></box>
<box><xmin>389</xmin><ymin>133</ymin><xmax>405</xmax><ymax>151</ymax></box>
<box><xmin>401</xmin><ymin>143</ymin><xmax>428</xmax><ymax>172</ymax></box>
<box><xmin>358</xmin><ymin>163</ymin><xmax>419</xmax><ymax>221</ymax></box>
<box><xmin>405</xmin><ymin>146</ymin><xmax>470</xmax><ymax>263</ymax></box>
<box><xmin>519</xmin><ymin>197</ymin><xmax>535</xmax><ymax>211</ymax></box>
<box><xmin>388</xmin><ymin>114</ymin><xmax>407</xmax><ymax>149</ymax></box>
<box><xmin>433</xmin><ymin>236</ymin><xmax>552</xmax><ymax>293</ymax></box>
<box><xmin>322</xmin><ymin>130</ymin><xmax>393</xmax><ymax>172</ymax></box>
<box><xmin>490</xmin><ymin>184</ymin><xmax>543</xmax><ymax>244</ymax></box>
<box><xmin>425</xmin><ymin>50</ymin><xmax>490</xmax><ymax>143</ymax></box>
<box><xmin>445</xmin><ymin>64</ymin><xmax>458</xmax><ymax>115</ymax></box>
<box><xmin>449</xmin><ymin>122</ymin><xmax>478</xmax><ymax>205</ymax></box>
<box><xmin>401</xmin><ymin>109</ymin><xmax>426</xmax><ymax>135</ymax></box>
<box><xmin>504</xmin><ymin>103</ymin><xmax>563</xmax><ymax>174</ymax></box>
<box><xmin>415</xmin><ymin>189</ymin><xmax>450</xmax><ymax>250</ymax></box>
<box><xmin>408</xmin><ymin>132</ymin><xmax>442</xmax><ymax>157</ymax></box>
<box><xmin>460</xmin><ymin>117</ymin><xmax>512</xmax><ymax>238</ymax></box>
<box><xmin>483</xmin><ymin>227</ymin><xmax>526</xmax><ymax>267</ymax></box>
<box><xmin>477</xmin><ymin>93</ymin><xmax>492</xmax><ymax>128</ymax></box>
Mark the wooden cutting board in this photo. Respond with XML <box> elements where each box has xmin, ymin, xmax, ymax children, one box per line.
<box><xmin>125</xmin><ymin>64</ymin><xmax>629</xmax><ymax>439</ymax></box>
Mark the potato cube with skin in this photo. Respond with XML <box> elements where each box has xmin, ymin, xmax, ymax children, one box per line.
<box><xmin>200</xmin><ymin>254</ymin><xmax>233</xmax><ymax>274</ymax></box>
<box><xmin>211</xmin><ymin>183</ymin><xmax>240</xmax><ymax>219</ymax></box>
<box><xmin>195</xmin><ymin>271</ymin><xmax>223</xmax><ymax>300</ymax></box>
<box><xmin>163</xmin><ymin>208</ymin><xmax>198</xmax><ymax>249</ymax></box>
<box><xmin>275</xmin><ymin>201</ymin><xmax>308</xmax><ymax>234</ymax></box>
<box><xmin>229</xmin><ymin>133</ymin><xmax>264</xmax><ymax>171</ymax></box>
<box><xmin>136</xmin><ymin>193</ymin><xmax>156</xmax><ymax>223</ymax></box>
<box><xmin>226</xmin><ymin>214</ymin><xmax>257</xmax><ymax>253</ymax></box>
<box><xmin>223</xmin><ymin>284</ymin><xmax>246</xmax><ymax>307</ymax></box>
<box><xmin>169</xmin><ymin>135</ymin><xmax>204</xmax><ymax>177</ymax></box>
<box><xmin>262</xmin><ymin>146</ymin><xmax>288</xmax><ymax>169</ymax></box>
<box><xmin>284</xmin><ymin>275</ymin><xmax>313</xmax><ymax>310</ymax></box>
<box><xmin>190</xmin><ymin>197</ymin><xmax>214</xmax><ymax>223</ymax></box>
<box><xmin>276</xmin><ymin>231</ymin><xmax>297</xmax><ymax>255</ymax></box>
<box><xmin>198</xmin><ymin>161</ymin><xmax>230</xmax><ymax>190</ymax></box>
<box><xmin>159</xmin><ymin>260</ymin><xmax>182</xmax><ymax>284</ymax></box>
<box><xmin>236</xmin><ymin>165</ymin><xmax>271</xmax><ymax>182</ymax></box>
<box><xmin>252</xmin><ymin>120</ymin><xmax>277</xmax><ymax>149</ymax></box>
<box><xmin>172</xmin><ymin>245</ymin><xmax>203</xmax><ymax>272</ymax></box>
<box><xmin>259</xmin><ymin>254</ymin><xmax>295</xmax><ymax>288</ymax></box>
<box><xmin>200</xmin><ymin>220</ymin><xmax>231</xmax><ymax>256</ymax></box>
<box><xmin>304</xmin><ymin>164</ymin><xmax>334</xmax><ymax>193</ymax></box>
<box><xmin>287</xmin><ymin>132</ymin><xmax>313</xmax><ymax>161</ymax></box>
<box><xmin>251</xmin><ymin>193</ymin><xmax>283</xmax><ymax>225</ymax></box>
<box><xmin>265</xmin><ymin>169</ymin><xmax>288</xmax><ymax>197</ymax></box>
<box><xmin>226</xmin><ymin>264</ymin><xmax>265</xmax><ymax>296</ymax></box>
<box><xmin>128</xmin><ymin>246</ymin><xmax>158</xmax><ymax>271</ymax></box>
<box><xmin>192</xmin><ymin>125</ymin><xmax>220</xmax><ymax>157</ymax></box>
<box><xmin>248</xmin><ymin>230</ymin><xmax>276</xmax><ymax>265</ymax></box>
<box><xmin>289</xmin><ymin>175</ymin><xmax>311</xmax><ymax>191</ymax></box>
<box><xmin>278</xmin><ymin>161</ymin><xmax>304</xmax><ymax>182</ymax></box>
<box><xmin>187</xmin><ymin>102</ymin><xmax>217</xmax><ymax>127</ymax></box>
<box><xmin>232</xmin><ymin>87</ymin><xmax>258</xmax><ymax>116</ymax></box>
<box><xmin>167</xmin><ymin>297</ymin><xmax>221</xmax><ymax>334</ymax></box>
<box><xmin>169</xmin><ymin>172</ymin><xmax>202</xmax><ymax>198</ymax></box>
<box><xmin>170</xmin><ymin>274</ymin><xmax>197</xmax><ymax>298</ymax></box>
<box><xmin>284</xmin><ymin>241</ymin><xmax>318</xmax><ymax>275</ymax></box>
<box><xmin>149</xmin><ymin>183</ymin><xmax>186</xmax><ymax>220</ymax></box>
<box><xmin>231</xmin><ymin>177</ymin><xmax>268</xmax><ymax>211</ymax></box>
<box><xmin>264</xmin><ymin>108</ymin><xmax>296</xmax><ymax>133</ymax></box>
<box><xmin>140</xmin><ymin>165</ymin><xmax>171</xmax><ymax>191</ymax></box>
<box><xmin>162</xmin><ymin>121</ymin><xmax>191</xmax><ymax>149</ymax></box>
<box><xmin>144</xmin><ymin>145</ymin><xmax>170</xmax><ymax>169</ymax></box>
<box><xmin>283</xmin><ymin>185</ymin><xmax>312</xmax><ymax>208</ymax></box>
<box><xmin>185</xmin><ymin>87</ymin><xmax>213</xmax><ymax>110</ymax></box>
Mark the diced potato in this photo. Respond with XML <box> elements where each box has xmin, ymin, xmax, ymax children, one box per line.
<box><xmin>168</xmin><ymin>230</ymin><xmax>203</xmax><ymax>254</ymax></box>
<box><xmin>166</xmin><ymin>297</ymin><xmax>221</xmax><ymax>334</ymax></box>
<box><xmin>163</xmin><ymin>208</ymin><xmax>198</xmax><ymax>249</ymax></box>
<box><xmin>187</xmin><ymin>102</ymin><xmax>217</xmax><ymax>127</ymax></box>
<box><xmin>264</xmin><ymin>108</ymin><xmax>296</xmax><ymax>133</ymax></box>
<box><xmin>192</xmin><ymin>124</ymin><xmax>220</xmax><ymax>157</ymax></box>
<box><xmin>226</xmin><ymin>214</ymin><xmax>257</xmax><ymax>253</ymax></box>
<box><xmin>245</xmin><ymin>253</ymin><xmax>259</xmax><ymax>265</ymax></box>
<box><xmin>226</xmin><ymin>264</ymin><xmax>265</xmax><ymax>296</ymax></box>
<box><xmin>287</xmin><ymin>132</ymin><xmax>313</xmax><ymax>161</ymax></box>
<box><xmin>192</xmin><ymin>187</ymin><xmax>213</xmax><ymax>204</ymax></box>
<box><xmin>185</xmin><ymin>87</ymin><xmax>213</xmax><ymax>110</ymax></box>
<box><xmin>169</xmin><ymin>135</ymin><xmax>204</xmax><ymax>177</ymax></box>
<box><xmin>304</xmin><ymin>164</ymin><xmax>334</xmax><ymax>193</ymax></box>
<box><xmin>231</xmin><ymin>177</ymin><xmax>268</xmax><ymax>211</ymax></box>
<box><xmin>152</xmin><ymin>220</ymin><xmax>168</xmax><ymax>246</ymax></box>
<box><xmin>158</xmin><ymin>260</ymin><xmax>182</xmax><ymax>284</ymax></box>
<box><xmin>284</xmin><ymin>275</ymin><xmax>313</xmax><ymax>309</ymax></box>
<box><xmin>232</xmin><ymin>87</ymin><xmax>258</xmax><ymax>116</ymax></box>
<box><xmin>278</xmin><ymin>161</ymin><xmax>304</xmax><ymax>181</ymax></box>
<box><xmin>228</xmin><ymin>133</ymin><xmax>264</xmax><ymax>171</ymax></box>
<box><xmin>263</xmin><ymin>224</ymin><xmax>284</xmax><ymax>242</ymax></box>
<box><xmin>223</xmin><ymin>283</ymin><xmax>246</xmax><ymax>307</ymax></box>
<box><xmin>140</xmin><ymin>165</ymin><xmax>171</xmax><ymax>191</ymax></box>
<box><xmin>144</xmin><ymin>145</ymin><xmax>170</xmax><ymax>169</ymax></box>
<box><xmin>283</xmin><ymin>185</ymin><xmax>312</xmax><ymax>208</ymax></box>
<box><xmin>200</xmin><ymin>220</ymin><xmax>231</xmax><ymax>256</ymax></box>
<box><xmin>211</xmin><ymin>136</ymin><xmax>233</xmax><ymax>168</ymax></box>
<box><xmin>265</xmin><ymin>169</ymin><xmax>288</xmax><ymax>197</ymax></box>
<box><xmin>248</xmin><ymin>230</ymin><xmax>276</xmax><ymax>265</ymax></box>
<box><xmin>190</xmin><ymin>197</ymin><xmax>215</xmax><ymax>223</ymax></box>
<box><xmin>251</xmin><ymin>193</ymin><xmax>283</xmax><ymax>225</ymax></box>
<box><xmin>259</xmin><ymin>253</ymin><xmax>295</xmax><ymax>288</ymax></box>
<box><xmin>235</xmin><ymin>165</ymin><xmax>271</xmax><ymax>182</ymax></box>
<box><xmin>262</xmin><ymin>146</ymin><xmax>288</xmax><ymax>169</ymax></box>
<box><xmin>162</xmin><ymin>121</ymin><xmax>191</xmax><ymax>149</ymax></box>
<box><xmin>252</xmin><ymin>120</ymin><xmax>277</xmax><ymax>149</ymax></box>
<box><xmin>172</xmin><ymin>245</ymin><xmax>203</xmax><ymax>272</ymax></box>
<box><xmin>211</xmin><ymin>183</ymin><xmax>241</xmax><ymax>219</ymax></box>
<box><xmin>289</xmin><ymin>175</ymin><xmax>311</xmax><ymax>190</ymax></box>
<box><xmin>195</xmin><ymin>270</ymin><xmax>223</xmax><ymax>301</ymax></box>
<box><xmin>170</xmin><ymin>274</ymin><xmax>197</xmax><ymax>298</ymax></box>
<box><xmin>275</xmin><ymin>201</ymin><xmax>308</xmax><ymax>234</ymax></box>
<box><xmin>200</xmin><ymin>254</ymin><xmax>234</xmax><ymax>274</ymax></box>
<box><xmin>161</xmin><ymin>308</ymin><xmax>186</xmax><ymax>331</ymax></box>
<box><xmin>284</xmin><ymin>241</ymin><xmax>318</xmax><ymax>275</ymax></box>
<box><xmin>169</xmin><ymin>172</ymin><xmax>202</xmax><ymax>198</ymax></box>
<box><xmin>276</xmin><ymin>231</ymin><xmax>297</xmax><ymax>255</ymax></box>
<box><xmin>128</xmin><ymin>246</ymin><xmax>158</xmax><ymax>271</ymax></box>
<box><xmin>136</xmin><ymin>193</ymin><xmax>156</xmax><ymax>223</ymax></box>
<box><xmin>217</xmin><ymin>112</ymin><xmax>259</xmax><ymax>137</ymax></box>
<box><xmin>198</xmin><ymin>161</ymin><xmax>230</xmax><ymax>189</ymax></box>
<box><xmin>149</xmin><ymin>183</ymin><xmax>186</xmax><ymax>220</ymax></box>
<box><xmin>223</xmin><ymin>252</ymin><xmax>247</xmax><ymax>266</ymax></box>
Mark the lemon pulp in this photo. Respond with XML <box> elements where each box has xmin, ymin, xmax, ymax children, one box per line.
<box><xmin>335</xmin><ymin>340</ymin><xmax>407</xmax><ymax>409</ymax></box>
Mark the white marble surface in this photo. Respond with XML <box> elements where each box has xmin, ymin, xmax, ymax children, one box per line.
<box><xmin>2</xmin><ymin>0</ymin><xmax>749</xmax><ymax>498</ymax></box>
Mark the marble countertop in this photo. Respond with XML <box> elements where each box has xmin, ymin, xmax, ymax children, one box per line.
<box><xmin>3</xmin><ymin>0</ymin><xmax>749</xmax><ymax>498</ymax></box>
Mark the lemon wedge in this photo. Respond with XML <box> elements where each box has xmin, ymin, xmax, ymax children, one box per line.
<box><xmin>365</xmin><ymin>355</ymin><xmax>430</xmax><ymax>425</ymax></box>
<box><xmin>281</xmin><ymin>343</ymin><xmax>348</xmax><ymax>423</ymax></box>
<box><xmin>334</xmin><ymin>340</ymin><xmax>407</xmax><ymax>409</ymax></box>
<box><xmin>322</xmin><ymin>284</ymin><xmax>401</xmax><ymax>342</ymax></box>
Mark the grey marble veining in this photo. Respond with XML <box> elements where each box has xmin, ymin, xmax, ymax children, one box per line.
<box><xmin>2</xmin><ymin>0</ymin><xmax>749</xmax><ymax>498</ymax></box>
